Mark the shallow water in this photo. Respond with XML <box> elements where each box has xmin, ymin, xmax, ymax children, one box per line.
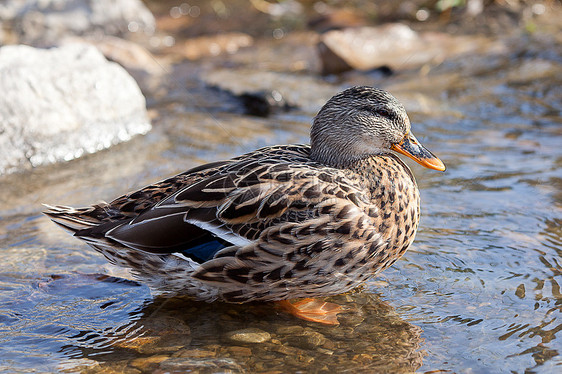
<box><xmin>1</xmin><ymin>16</ymin><xmax>562</xmax><ymax>374</ymax></box>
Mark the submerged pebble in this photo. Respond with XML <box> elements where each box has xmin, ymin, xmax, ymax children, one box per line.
<box><xmin>225</xmin><ymin>328</ymin><xmax>272</xmax><ymax>343</ymax></box>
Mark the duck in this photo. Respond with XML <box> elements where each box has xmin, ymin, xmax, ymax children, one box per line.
<box><xmin>44</xmin><ymin>86</ymin><xmax>445</xmax><ymax>325</ymax></box>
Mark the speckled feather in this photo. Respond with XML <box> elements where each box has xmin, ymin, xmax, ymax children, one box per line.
<box><xmin>44</xmin><ymin>86</ymin><xmax>431</xmax><ymax>303</ymax></box>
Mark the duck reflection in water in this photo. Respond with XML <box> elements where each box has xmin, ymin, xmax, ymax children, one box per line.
<box><xmin>39</xmin><ymin>273</ymin><xmax>424</xmax><ymax>373</ymax></box>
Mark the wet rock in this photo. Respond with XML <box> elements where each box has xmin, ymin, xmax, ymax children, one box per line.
<box><xmin>226</xmin><ymin>346</ymin><xmax>253</xmax><ymax>356</ymax></box>
<box><xmin>224</xmin><ymin>327</ymin><xmax>271</xmax><ymax>343</ymax></box>
<box><xmin>129</xmin><ymin>355</ymin><xmax>169</xmax><ymax>371</ymax></box>
<box><xmin>113</xmin><ymin>314</ymin><xmax>192</xmax><ymax>354</ymax></box>
<box><xmin>158</xmin><ymin>357</ymin><xmax>244</xmax><ymax>373</ymax></box>
<box><xmin>319</xmin><ymin>23</ymin><xmax>489</xmax><ymax>74</ymax></box>
<box><xmin>285</xmin><ymin>329</ymin><xmax>327</xmax><ymax>350</ymax></box>
<box><xmin>271</xmin><ymin>344</ymin><xmax>303</xmax><ymax>356</ymax></box>
<box><xmin>318</xmin><ymin>24</ymin><xmax>415</xmax><ymax>74</ymax></box>
<box><xmin>115</xmin><ymin>336</ymin><xmax>161</xmax><ymax>352</ymax></box>
<box><xmin>135</xmin><ymin>315</ymin><xmax>192</xmax><ymax>354</ymax></box>
<box><xmin>170</xmin><ymin>32</ymin><xmax>254</xmax><ymax>60</ymax></box>
<box><xmin>317</xmin><ymin>347</ymin><xmax>334</xmax><ymax>355</ymax></box>
<box><xmin>78</xmin><ymin>359</ymin><xmax>140</xmax><ymax>374</ymax></box>
<box><xmin>308</xmin><ymin>7</ymin><xmax>371</xmax><ymax>32</ymax></box>
<box><xmin>226</xmin><ymin>31</ymin><xmax>321</xmax><ymax>73</ymax></box>
<box><xmin>515</xmin><ymin>283</ymin><xmax>526</xmax><ymax>298</ymax></box>
<box><xmin>505</xmin><ymin>58</ymin><xmax>559</xmax><ymax>83</ymax></box>
<box><xmin>63</xmin><ymin>35</ymin><xmax>166</xmax><ymax>76</ymax></box>
<box><xmin>60</xmin><ymin>35</ymin><xmax>168</xmax><ymax>94</ymax></box>
<box><xmin>0</xmin><ymin>43</ymin><xmax>151</xmax><ymax>175</ymax></box>
<box><xmin>172</xmin><ymin>348</ymin><xmax>217</xmax><ymax>358</ymax></box>
<box><xmin>202</xmin><ymin>68</ymin><xmax>338</xmax><ymax>113</ymax></box>
<box><xmin>276</xmin><ymin>325</ymin><xmax>305</xmax><ymax>335</ymax></box>
<box><xmin>337</xmin><ymin>311</ymin><xmax>365</xmax><ymax>327</ymax></box>
<box><xmin>0</xmin><ymin>0</ymin><xmax>155</xmax><ymax>46</ymax></box>
<box><xmin>238</xmin><ymin>90</ymin><xmax>292</xmax><ymax>117</ymax></box>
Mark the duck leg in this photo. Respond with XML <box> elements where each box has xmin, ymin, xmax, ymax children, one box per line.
<box><xmin>276</xmin><ymin>298</ymin><xmax>342</xmax><ymax>325</ymax></box>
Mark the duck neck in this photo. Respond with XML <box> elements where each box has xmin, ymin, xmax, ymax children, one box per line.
<box><xmin>309</xmin><ymin>144</ymin><xmax>388</xmax><ymax>170</ymax></box>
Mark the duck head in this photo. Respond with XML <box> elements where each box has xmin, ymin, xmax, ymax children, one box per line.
<box><xmin>310</xmin><ymin>86</ymin><xmax>445</xmax><ymax>171</ymax></box>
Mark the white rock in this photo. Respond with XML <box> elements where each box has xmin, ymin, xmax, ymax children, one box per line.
<box><xmin>0</xmin><ymin>43</ymin><xmax>151</xmax><ymax>174</ymax></box>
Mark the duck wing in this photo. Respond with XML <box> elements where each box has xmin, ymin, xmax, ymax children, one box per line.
<box><xmin>86</xmin><ymin>145</ymin><xmax>371</xmax><ymax>266</ymax></box>
<box><xmin>190</xmin><ymin>193</ymin><xmax>381</xmax><ymax>302</ymax></box>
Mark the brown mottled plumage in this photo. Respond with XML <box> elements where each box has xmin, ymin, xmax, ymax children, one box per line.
<box><xmin>44</xmin><ymin>86</ymin><xmax>444</xmax><ymax>306</ymax></box>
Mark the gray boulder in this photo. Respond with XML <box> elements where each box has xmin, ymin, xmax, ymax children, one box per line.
<box><xmin>0</xmin><ymin>43</ymin><xmax>151</xmax><ymax>175</ymax></box>
<box><xmin>0</xmin><ymin>0</ymin><xmax>155</xmax><ymax>46</ymax></box>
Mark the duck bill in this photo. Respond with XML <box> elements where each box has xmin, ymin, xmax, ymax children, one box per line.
<box><xmin>391</xmin><ymin>133</ymin><xmax>446</xmax><ymax>171</ymax></box>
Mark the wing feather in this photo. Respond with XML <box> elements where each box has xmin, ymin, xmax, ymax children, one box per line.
<box><xmin>67</xmin><ymin>145</ymin><xmax>371</xmax><ymax>271</ymax></box>
<box><xmin>191</xmin><ymin>198</ymin><xmax>383</xmax><ymax>301</ymax></box>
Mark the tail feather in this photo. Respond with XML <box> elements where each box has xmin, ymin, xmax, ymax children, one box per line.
<box><xmin>42</xmin><ymin>204</ymin><xmax>216</xmax><ymax>299</ymax></box>
<box><xmin>42</xmin><ymin>204</ymin><xmax>102</xmax><ymax>233</ymax></box>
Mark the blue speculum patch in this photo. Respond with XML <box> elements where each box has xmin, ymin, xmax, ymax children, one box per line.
<box><xmin>180</xmin><ymin>239</ymin><xmax>229</xmax><ymax>263</ymax></box>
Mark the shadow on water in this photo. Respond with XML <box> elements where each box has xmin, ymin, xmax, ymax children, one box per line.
<box><xmin>1</xmin><ymin>274</ymin><xmax>423</xmax><ymax>373</ymax></box>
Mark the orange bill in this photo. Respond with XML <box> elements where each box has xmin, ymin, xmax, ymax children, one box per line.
<box><xmin>391</xmin><ymin>132</ymin><xmax>446</xmax><ymax>171</ymax></box>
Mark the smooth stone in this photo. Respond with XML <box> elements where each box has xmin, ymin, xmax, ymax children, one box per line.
<box><xmin>78</xmin><ymin>359</ymin><xmax>141</xmax><ymax>374</ymax></box>
<box><xmin>226</xmin><ymin>346</ymin><xmax>253</xmax><ymax>356</ymax></box>
<box><xmin>0</xmin><ymin>43</ymin><xmax>151</xmax><ymax>175</ymax></box>
<box><xmin>158</xmin><ymin>358</ymin><xmax>244</xmax><ymax>373</ymax></box>
<box><xmin>172</xmin><ymin>348</ymin><xmax>217</xmax><ymax>358</ymax></box>
<box><xmin>276</xmin><ymin>325</ymin><xmax>305</xmax><ymax>335</ymax></box>
<box><xmin>137</xmin><ymin>335</ymin><xmax>192</xmax><ymax>355</ymax></box>
<box><xmin>319</xmin><ymin>23</ymin><xmax>420</xmax><ymax>74</ymax></box>
<box><xmin>113</xmin><ymin>336</ymin><xmax>159</xmax><ymax>351</ymax></box>
<box><xmin>224</xmin><ymin>327</ymin><xmax>271</xmax><ymax>344</ymax></box>
<box><xmin>271</xmin><ymin>344</ymin><xmax>302</xmax><ymax>356</ymax></box>
<box><xmin>319</xmin><ymin>23</ymin><xmax>493</xmax><ymax>74</ymax></box>
<box><xmin>138</xmin><ymin>315</ymin><xmax>191</xmax><ymax>336</ymax></box>
<box><xmin>134</xmin><ymin>314</ymin><xmax>192</xmax><ymax>354</ymax></box>
<box><xmin>129</xmin><ymin>355</ymin><xmax>169</xmax><ymax>371</ymax></box>
<box><xmin>287</xmin><ymin>330</ymin><xmax>327</xmax><ymax>350</ymax></box>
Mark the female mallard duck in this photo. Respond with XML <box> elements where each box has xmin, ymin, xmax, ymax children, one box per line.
<box><xmin>45</xmin><ymin>86</ymin><xmax>445</xmax><ymax>324</ymax></box>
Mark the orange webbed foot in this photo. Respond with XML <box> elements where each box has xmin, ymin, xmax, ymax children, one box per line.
<box><xmin>276</xmin><ymin>298</ymin><xmax>343</xmax><ymax>325</ymax></box>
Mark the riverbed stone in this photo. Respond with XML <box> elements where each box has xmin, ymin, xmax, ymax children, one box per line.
<box><xmin>224</xmin><ymin>327</ymin><xmax>271</xmax><ymax>344</ymax></box>
<box><xmin>129</xmin><ymin>355</ymin><xmax>169</xmax><ymax>371</ymax></box>
<box><xmin>172</xmin><ymin>348</ymin><xmax>217</xmax><ymax>358</ymax></box>
<box><xmin>226</xmin><ymin>345</ymin><xmax>253</xmax><ymax>356</ymax></box>
<box><xmin>158</xmin><ymin>357</ymin><xmax>244</xmax><ymax>373</ymax></box>
<box><xmin>0</xmin><ymin>0</ymin><xmax>155</xmax><ymax>46</ymax></box>
<box><xmin>0</xmin><ymin>43</ymin><xmax>151</xmax><ymax>175</ymax></box>
<box><xmin>202</xmin><ymin>68</ymin><xmax>338</xmax><ymax>113</ymax></box>
<box><xmin>318</xmin><ymin>23</ymin><xmax>490</xmax><ymax>74</ymax></box>
<box><xmin>170</xmin><ymin>32</ymin><xmax>254</xmax><ymax>60</ymax></box>
<box><xmin>276</xmin><ymin>325</ymin><xmax>304</xmax><ymax>335</ymax></box>
<box><xmin>286</xmin><ymin>329</ymin><xmax>326</xmax><ymax>350</ymax></box>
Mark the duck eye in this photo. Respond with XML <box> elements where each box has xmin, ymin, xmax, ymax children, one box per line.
<box><xmin>375</xmin><ymin>108</ymin><xmax>391</xmax><ymax>117</ymax></box>
<box><xmin>359</xmin><ymin>106</ymin><xmax>393</xmax><ymax>119</ymax></box>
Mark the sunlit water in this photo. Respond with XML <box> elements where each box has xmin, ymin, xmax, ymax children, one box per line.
<box><xmin>1</xmin><ymin>29</ymin><xmax>561</xmax><ymax>373</ymax></box>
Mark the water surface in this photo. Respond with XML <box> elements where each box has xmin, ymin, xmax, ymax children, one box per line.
<box><xmin>1</xmin><ymin>17</ymin><xmax>561</xmax><ymax>374</ymax></box>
